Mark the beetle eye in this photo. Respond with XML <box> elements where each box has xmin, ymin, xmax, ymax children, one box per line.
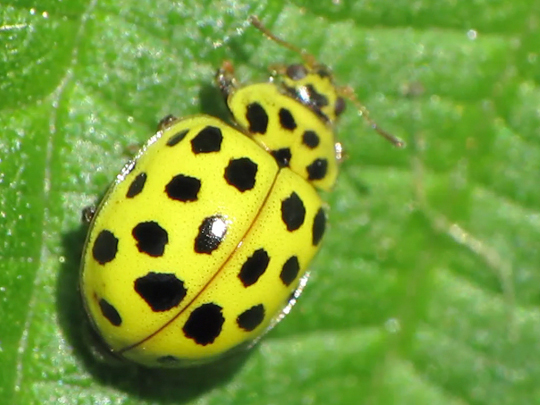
<box><xmin>317</xmin><ymin>68</ymin><xmax>331</xmax><ymax>78</ymax></box>
<box><xmin>335</xmin><ymin>97</ymin><xmax>346</xmax><ymax>116</ymax></box>
<box><xmin>286</xmin><ymin>64</ymin><xmax>308</xmax><ymax>80</ymax></box>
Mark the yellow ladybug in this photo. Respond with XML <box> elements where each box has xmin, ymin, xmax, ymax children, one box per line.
<box><xmin>80</xmin><ymin>16</ymin><xmax>402</xmax><ymax>367</ymax></box>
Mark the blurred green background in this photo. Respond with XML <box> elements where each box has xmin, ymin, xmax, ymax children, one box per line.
<box><xmin>1</xmin><ymin>1</ymin><xmax>539</xmax><ymax>404</ymax></box>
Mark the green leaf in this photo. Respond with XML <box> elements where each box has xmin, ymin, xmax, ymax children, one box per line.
<box><xmin>1</xmin><ymin>1</ymin><xmax>539</xmax><ymax>404</ymax></box>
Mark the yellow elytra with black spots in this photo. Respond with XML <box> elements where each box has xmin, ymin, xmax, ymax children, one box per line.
<box><xmin>80</xmin><ymin>19</ymin><xmax>348</xmax><ymax>368</ymax></box>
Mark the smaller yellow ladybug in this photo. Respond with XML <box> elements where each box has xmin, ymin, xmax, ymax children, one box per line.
<box><xmin>80</xmin><ymin>16</ymin><xmax>403</xmax><ymax>368</ymax></box>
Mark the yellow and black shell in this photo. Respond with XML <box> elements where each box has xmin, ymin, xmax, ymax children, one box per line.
<box><xmin>80</xmin><ymin>25</ymin><xmax>346</xmax><ymax>368</ymax></box>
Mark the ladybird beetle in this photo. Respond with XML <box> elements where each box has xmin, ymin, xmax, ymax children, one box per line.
<box><xmin>80</xmin><ymin>16</ymin><xmax>402</xmax><ymax>367</ymax></box>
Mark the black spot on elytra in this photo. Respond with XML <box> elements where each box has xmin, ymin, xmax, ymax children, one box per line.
<box><xmin>246</xmin><ymin>103</ymin><xmax>269</xmax><ymax>134</ymax></box>
<box><xmin>134</xmin><ymin>272</ymin><xmax>187</xmax><ymax>312</ymax></box>
<box><xmin>126</xmin><ymin>172</ymin><xmax>147</xmax><ymax>198</ymax></box>
<box><xmin>307</xmin><ymin>158</ymin><xmax>328</xmax><ymax>181</ymax></box>
<box><xmin>278</xmin><ymin>108</ymin><xmax>297</xmax><ymax>130</ymax></box>
<box><xmin>183</xmin><ymin>303</ymin><xmax>224</xmax><ymax>345</ymax></box>
<box><xmin>191</xmin><ymin>126</ymin><xmax>223</xmax><ymax>153</ymax></box>
<box><xmin>302</xmin><ymin>130</ymin><xmax>320</xmax><ymax>149</ymax></box>
<box><xmin>194</xmin><ymin>215</ymin><xmax>227</xmax><ymax>254</ymax></box>
<box><xmin>280</xmin><ymin>256</ymin><xmax>300</xmax><ymax>286</ymax></box>
<box><xmin>132</xmin><ymin>221</ymin><xmax>169</xmax><ymax>257</ymax></box>
<box><xmin>238</xmin><ymin>249</ymin><xmax>270</xmax><ymax>287</ymax></box>
<box><xmin>167</xmin><ymin>129</ymin><xmax>189</xmax><ymax>146</ymax></box>
<box><xmin>237</xmin><ymin>304</ymin><xmax>265</xmax><ymax>332</ymax></box>
<box><xmin>165</xmin><ymin>174</ymin><xmax>201</xmax><ymax>202</ymax></box>
<box><xmin>224</xmin><ymin>157</ymin><xmax>258</xmax><ymax>192</ymax></box>
<box><xmin>271</xmin><ymin>148</ymin><xmax>292</xmax><ymax>168</ymax></box>
<box><xmin>312</xmin><ymin>207</ymin><xmax>326</xmax><ymax>246</ymax></box>
<box><xmin>92</xmin><ymin>230</ymin><xmax>119</xmax><ymax>265</ymax></box>
<box><xmin>99</xmin><ymin>298</ymin><xmax>122</xmax><ymax>326</ymax></box>
<box><xmin>281</xmin><ymin>192</ymin><xmax>306</xmax><ymax>232</ymax></box>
